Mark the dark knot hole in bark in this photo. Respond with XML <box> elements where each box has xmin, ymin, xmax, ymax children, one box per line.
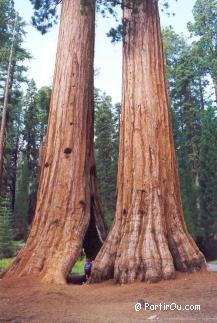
<box><xmin>123</xmin><ymin>209</ymin><xmax>127</xmax><ymax>216</ymax></box>
<box><xmin>48</xmin><ymin>219</ymin><xmax>59</xmax><ymax>232</ymax></box>
<box><xmin>64</xmin><ymin>147</ymin><xmax>73</xmax><ymax>154</ymax></box>
<box><xmin>79</xmin><ymin>200</ymin><xmax>86</xmax><ymax>208</ymax></box>
<box><xmin>45</xmin><ymin>162</ymin><xmax>49</xmax><ymax>168</ymax></box>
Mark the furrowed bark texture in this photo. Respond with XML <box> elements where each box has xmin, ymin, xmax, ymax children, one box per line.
<box><xmin>90</xmin><ymin>0</ymin><xmax>207</xmax><ymax>284</ymax></box>
<box><xmin>3</xmin><ymin>0</ymin><xmax>107</xmax><ymax>284</ymax></box>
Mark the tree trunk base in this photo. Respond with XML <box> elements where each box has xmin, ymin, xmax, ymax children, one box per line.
<box><xmin>90</xmin><ymin>216</ymin><xmax>207</xmax><ymax>285</ymax></box>
<box><xmin>90</xmin><ymin>256</ymin><xmax>207</xmax><ymax>285</ymax></box>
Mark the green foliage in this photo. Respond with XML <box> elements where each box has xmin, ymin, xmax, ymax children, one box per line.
<box><xmin>0</xmin><ymin>2</ymin><xmax>31</xmax><ymax>212</ymax></box>
<box><xmin>112</xmin><ymin>103</ymin><xmax>120</xmax><ymax>185</ymax></box>
<box><xmin>14</xmin><ymin>154</ymin><xmax>29</xmax><ymax>239</ymax></box>
<box><xmin>37</xmin><ymin>86</ymin><xmax>51</xmax><ymax>138</ymax></box>
<box><xmin>23</xmin><ymin>80</ymin><xmax>40</xmax><ymax>189</ymax></box>
<box><xmin>163</xmin><ymin>27</ymin><xmax>202</xmax><ymax>237</ymax></box>
<box><xmin>199</xmin><ymin>106</ymin><xmax>217</xmax><ymax>238</ymax></box>
<box><xmin>0</xmin><ymin>3</ymin><xmax>30</xmax><ymax>91</ymax></box>
<box><xmin>13</xmin><ymin>82</ymin><xmax>50</xmax><ymax>238</ymax></box>
<box><xmin>163</xmin><ymin>22</ymin><xmax>217</xmax><ymax>243</ymax></box>
<box><xmin>0</xmin><ymin>257</ymin><xmax>85</xmax><ymax>275</ymax></box>
<box><xmin>0</xmin><ymin>197</ymin><xmax>14</xmax><ymax>259</ymax></box>
<box><xmin>188</xmin><ymin>0</ymin><xmax>217</xmax><ymax>85</ymax></box>
<box><xmin>0</xmin><ymin>0</ymin><xmax>16</xmax><ymax>64</ymax></box>
<box><xmin>0</xmin><ymin>257</ymin><xmax>15</xmax><ymax>273</ymax></box>
<box><xmin>30</xmin><ymin>0</ymin><xmax>60</xmax><ymax>34</ymax></box>
<box><xmin>28</xmin><ymin>0</ymin><xmax>172</xmax><ymax>38</ymax></box>
<box><xmin>3</xmin><ymin>89</ymin><xmax>24</xmax><ymax>210</ymax></box>
<box><xmin>107</xmin><ymin>22</ymin><xmax>125</xmax><ymax>43</ymax></box>
<box><xmin>71</xmin><ymin>258</ymin><xmax>85</xmax><ymax>275</ymax></box>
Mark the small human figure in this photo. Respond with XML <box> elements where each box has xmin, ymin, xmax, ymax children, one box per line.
<box><xmin>84</xmin><ymin>258</ymin><xmax>92</xmax><ymax>281</ymax></box>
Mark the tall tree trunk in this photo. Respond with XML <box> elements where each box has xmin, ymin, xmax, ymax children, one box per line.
<box><xmin>198</xmin><ymin>77</ymin><xmax>205</xmax><ymax>111</ymax></box>
<box><xmin>3</xmin><ymin>0</ymin><xmax>107</xmax><ymax>284</ymax></box>
<box><xmin>183</xmin><ymin>88</ymin><xmax>201</xmax><ymax>225</ymax></box>
<box><xmin>91</xmin><ymin>0</ymin><xmax>206</xmax><ymax>284</ymax></box>
<box><xmin>0</xmin><ymin>17</ymin><xmax>17</xmax><ymax>193</ymax></box>
<box><xmin>11</xmin><ymin>132</ymin><xmax>20</xmax><ymax>211</ymax></box>
<box><xmin>214</xmin><ymin>81</ymin><xmax>217</xmax><ymax>103</ymax></box>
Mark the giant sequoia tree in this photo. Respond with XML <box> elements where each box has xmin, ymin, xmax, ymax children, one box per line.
<box><xmin>90</xmin><ymin>0</ymin><xmax>207</xmax><ymax>284</ymax></box>
<box><xmin>3</xmin><ymin>0</ymin><xmax>107</xmax><ymax>284</ymax></box>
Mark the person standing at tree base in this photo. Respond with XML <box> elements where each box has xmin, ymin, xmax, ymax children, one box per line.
<box><xmin>84</xmin><ymin>259</ymin><xmax>92</xmax><ymax>281</ymax></box>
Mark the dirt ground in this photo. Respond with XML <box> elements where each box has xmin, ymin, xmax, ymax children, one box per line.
<box><xmin>0</xmin><ymin>271</ymin><xmax>217</xmax><ymax>322</ymax></box>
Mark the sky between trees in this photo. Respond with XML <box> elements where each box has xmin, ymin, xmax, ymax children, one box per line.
<box><xmin>14</xmin><ymin>0</ymin><xmax>196</xmax><ymax>104</ymax></box>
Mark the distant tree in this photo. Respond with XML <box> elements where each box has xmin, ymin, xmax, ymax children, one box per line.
<box><xmin>4</xmin><ymin>88</ymin><xmax>23</xmax><ymax>211</ymax></box>
<box><xmin>95</xmin><ymin>90</ymin><xmax>117</xmax><ymax>225</ymax></box>
<box><xmin>0</xmin><ymin>2</ymin><xmax>31</xmax><ymax>198</ymax></box>
<box><xmin>0</xmin><ymin>196</ymin><xmax>14</xmax><ymax>258</ymax></box>
<box><xmin>12</xmin><ymin>80</ymin><xmax>38</xmax><ymax>239</ymax></box>
<box><xmin>22</xmin><ymin>84</ymin><xmax>51</xmax><ymax>228</ymax></box>
<box><xmin>111</xmin><ymin>102</ymin><xmax>120</xmax><ymax>213</ymax></box>
<box><xmin>0</xmin><ymin>0</ymin><xmax>15</xmax><ymax>64</ymax></box>
<box><xmin>199</xmin><ymin>106</ymin><xmax>217</xmax><ymax>240</ymax></box>
<box><xmin>37</xmin><ymin>86</ymin><xmax>51</xmax><ymax>139</ymax></box>
<box><xmin>0</xmin><ymin>13</ymin><xmax>17</xmax><ymax>192</ymax></box>
<box><xmin>27</xmin><ymin>85</ymin><xmax>51</xmax><ymax>225</ymax></box>
<box><xmin>14</xmin><ymin>154</ymin><xmax>29</xmax><ymax>239</ymax></box>
<box><xmin>162</xmin><ymin>27</ymin><xmax>206</xmax><ymax>237</ymax></box>
<box><xmin>23</xmin><ymin>80</ymin><xmax>40</xmax><ymax>190</ymax></box>
<box><xmin>163</xmin><ymin>25</ymin><xmax>217</xmax><ymax>259</ymax></box>
<box><xmin>188</xmin><ymin>0</ymin><xmax>217</xmax><ymax>101</ymax></box>
<box><xmin>11</xmin><ymin>82</ymin><xmax>51</xmax><ymax>237</ymax></box>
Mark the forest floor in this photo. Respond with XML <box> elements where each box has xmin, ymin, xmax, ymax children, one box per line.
<box><xmin>0</xmin><ymin>271</ymin><xmax>217</xmax><ymax>322</ymax></box>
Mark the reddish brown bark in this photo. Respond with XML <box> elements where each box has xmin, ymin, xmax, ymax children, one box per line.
<box><xmin>3</xmin><ymin>0</ymin><xmax>107</xmax><ymax>284</ymax></box>
<box><xmin>90</xmin><ymin>0</ymin><xmax>206</xmax><ymax>284</ymax></box>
